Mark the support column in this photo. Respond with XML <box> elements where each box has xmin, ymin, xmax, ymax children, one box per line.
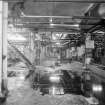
<box><xmin>0</xmin><ymin>1</ymin><xmax>8</xmax><ymax>95</ymax></box>
<box><xmin>2</xmin><ymin>1</ymin><xmax>8</xmax><ymax>95</ymax></box>
<box><xmin>0</xmin><ymin>1</ymin><xmax>3</xmax><ymax>94</ymax></box>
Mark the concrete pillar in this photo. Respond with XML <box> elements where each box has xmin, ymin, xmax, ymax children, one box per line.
<box><xmin>2</xmin><ymin>1</ymin><xmax>8</xmax><ymax>95</ymax></box>
<box><xmin>0</xmin><ymin>1</ymin><xmax>8</xmax><ymax>95</ymax></box>
<box><xmin>0</xmin><ymin>1</ymin><xmax>3</xmax><ymax>94</ymax></box>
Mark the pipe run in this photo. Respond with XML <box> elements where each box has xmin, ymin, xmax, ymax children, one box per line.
<box><xmin>20</xmin><ymin>15</ymin><xmax>102</xmax><ymax>20</ymax></box>
<box><xmin>19</xmin><ymin>9</ymin><xmax>103</xmax><ymax>20</ymax></box>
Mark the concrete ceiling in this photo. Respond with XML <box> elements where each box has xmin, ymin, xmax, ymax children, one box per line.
<box><xmin>22</xmin><ymin>0</ymin><xmax>89</xmax><ymax>16</ymax></box>
<box><xmin>7</xmin><ymin>0</ymin><xmax>105</xmax><ymax>47</ymax></box>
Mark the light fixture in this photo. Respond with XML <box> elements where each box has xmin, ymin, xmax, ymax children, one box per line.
<box><xmin>49</xmin><ymin>17</ymin><xmax>54</xmax><ymax>27</ymax></box>
<box><xmin>49</xmin><ymin>75</ymin><xmax>60</xmax><ymax>82</ymax></box>
<box><xmin>50</xmin><ymin>23</ymin><xmax>54</xmax><ymax>27</ymax></box>
<box><xmin>92</xmin><ymin>84</ymin><xmax>103</xmax><ymax>92</ymax></box>
<box><xmin>19</xmin><ymin>75</ymin><xmax>25</xmax><ymax>80</ymax></box>
<box><xmin>50</xmin><ymin>23</ymin><xmax>79</xmax><ymax>27</ymax></box>
<box><xmin>56</xmin><ymin>42</ymin><xmax>60</xmax><ymax>45</ymax></box>
<box><xmin>52</xmin><ymin>86</ymin><xmax>56</xmax><ymax>95</ymax></box>
<box><xmin>50</xmin><ymin>17</ymin><xmax>53</xmax><ymax>23</ymax></box>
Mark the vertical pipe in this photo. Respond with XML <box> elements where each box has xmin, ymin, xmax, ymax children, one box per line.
<box><xmin>0</xmin><ymin>1</ymin><xmax>3</xmax><ymax>94</ymax></box>
<box><xmin>102</xmin><ymin>33</ymin><xmax>105</xmax><ymax>65</ymax></box>
<box><xmin>84</xmin><ymin>33</ymin><xmax>87</xmax><ymax>68</ymax></box>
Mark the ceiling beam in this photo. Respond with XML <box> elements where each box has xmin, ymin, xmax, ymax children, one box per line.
<box><xmin>6</xmin><ymin>0</ymin><xmax>105</xmax><ymax>3</ymax></box>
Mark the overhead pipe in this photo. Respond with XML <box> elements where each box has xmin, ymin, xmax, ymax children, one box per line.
<box><xmin>13</xmin><ymin>21</ymin><xmax>105</xmax><ymax>25</ymax></box>
<box><xmin>14</xmin><ymin>23</ymin><xmax>80</xmax><ymax>27</ymax></box>
<box><xmin>12</xmin><ymin>26</ymin><xmax>80</xmax><ymax>32</ymax></box>
<box><xmin>19</xmin><ymin>9</ymin><xmax>102</xmax><ymax>20</ymax></box>
<box><xmin>14</xmin><ymin>22</ymin><xmax>80</xmax><ymax>24</ymax></box>
<box><xmin>20</xmin><ymin>15</ymin><xmax>102</xmax><ymax>20</ymax></box>
<box><xmin>14</xmin><ymin>22</ymin><xmax>79</xmax><ymax>25</ymax></box>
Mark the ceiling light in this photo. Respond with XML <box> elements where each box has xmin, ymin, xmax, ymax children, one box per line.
<box><xmin>56</xmin><ymin>42</ymin><xmax>60</xmax><ymax>45</ymax></box>
<box><xmin>73</xmin><ymin>24</ymin><xmax>79</xmax><ymax>27</ymax></box>
<box><xmin>52</xmin><ymin>35</ymin><xmax>57</xmax><ymax>40</ymax></box>
<box><xmin>50</xmin><ymin>23</ymin><xmax>54</xmax><ymax>26</ymax></box>
<box><xmin>92</xmin><ymin>84</ymin><xmax>103</xmax><ymax>92</ymax></box>
<box><xmin>49</xmin><ymin>76</ymin><xmax>60</xmax><ymax>82</ymax></box>
<box><xmin>50</xmin><ymin>24</ymin><xmax>79</xmax><ymax>27</ymax></box>
<box><xmin>50</xmin><ymin>23</ymin><xmax>54</xmax><ymax>28</ymax></box>
<box><xmin>49</xmin><ymin>17</ymin><xmax>53</xmax><ymax>23</ymax></box>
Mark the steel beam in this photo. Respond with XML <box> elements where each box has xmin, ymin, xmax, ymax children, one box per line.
<box><xmin>5</xmin><ymin>0</ymin><xmax>105</xmax><ymax>3</ymax></box>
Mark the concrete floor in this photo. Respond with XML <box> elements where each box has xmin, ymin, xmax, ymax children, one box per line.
<box><xmin>6</xmin><ymin>61</ymin><xmax>104</xmax><ymax>105</ymax></box>
<box><xmin>7</xmin><ymin>80</ymin><xmax>89</xmax><ymax>105</ymax></box>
